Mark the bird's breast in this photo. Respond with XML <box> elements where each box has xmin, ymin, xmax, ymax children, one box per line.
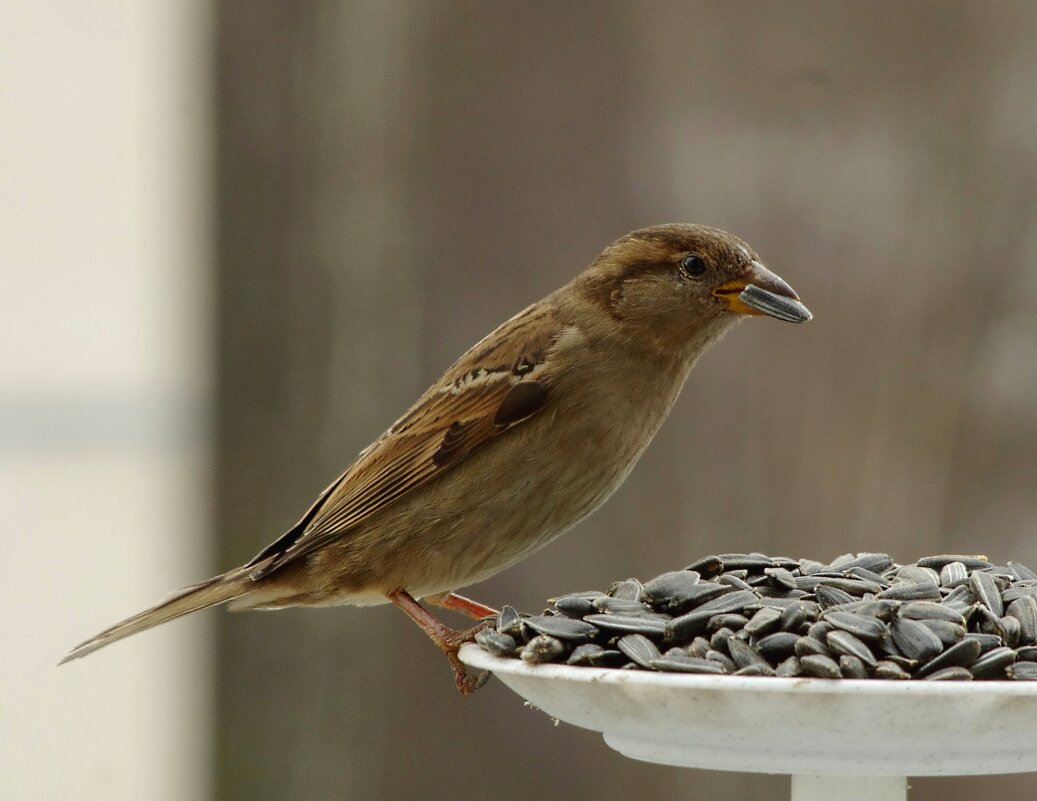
<box><xmin>418</xmin><ymin>347</ymin><xmax>692</xmax><ymax>583</ymax></box>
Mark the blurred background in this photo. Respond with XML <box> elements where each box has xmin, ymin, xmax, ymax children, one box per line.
<box><xmin>5</xmin><ymin>1</ymin><xmax>1037</xmax><ymax>799</ymax></box>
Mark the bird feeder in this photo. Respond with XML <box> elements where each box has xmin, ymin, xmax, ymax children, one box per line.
<box><xmin>461</xmin><ymin>645</ymin><xmax>1037</xmax><ymax>801</ymax></box>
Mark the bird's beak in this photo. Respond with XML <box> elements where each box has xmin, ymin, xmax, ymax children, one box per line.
<box><xmin>712</xmin><ymin>261</ymin><xmax>812</xmax><ymax>323</ymax></box>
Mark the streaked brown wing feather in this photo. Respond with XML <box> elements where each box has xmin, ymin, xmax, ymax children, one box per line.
<box><xmin>247</xmin><ymin>303</ymin><xmax>564</xmax><ymax>579</ymax></box>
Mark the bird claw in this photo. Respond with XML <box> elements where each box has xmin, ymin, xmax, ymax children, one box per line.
<box><xmin>385</xmin><ymin>589</ymin><xmax>495</xmax><ymax>695</ymax></box>
<box><xmin>445</xmin><ymin>620</ymin><xmax>493</xmax><ymax>694</ymax></box>
<box><xmin>453</xmin><ymin>667</ymin><xmax>490</xmax><ymax>695</ymax></box>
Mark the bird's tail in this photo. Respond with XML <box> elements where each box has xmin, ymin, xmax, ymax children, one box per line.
<box><xmin>60</xmin><ymin>567</ymin><xmax>254</xmax><ymax>664</ymax></box>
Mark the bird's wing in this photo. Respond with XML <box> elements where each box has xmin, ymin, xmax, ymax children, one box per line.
<box><xmin>246</xmin><ymin>302</ymin><xmax>567</xmax><ymax>580</ymax></box>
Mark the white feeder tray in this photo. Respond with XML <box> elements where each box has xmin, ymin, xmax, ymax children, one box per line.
<box><xmin>461</xmin><ymin>644</ymin><xmax>1037</xmax><ymax>801</ymax></box>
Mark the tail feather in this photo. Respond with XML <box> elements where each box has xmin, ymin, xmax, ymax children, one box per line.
<box><xmin>60</xmin><ymin>568</ymin><xmax>253</xmax><ymax>664</ymax></box>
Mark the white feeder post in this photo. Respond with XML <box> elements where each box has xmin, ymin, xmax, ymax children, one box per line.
<box><xmin>791</xmin><ymin>774</ymin><xmax>906</xmax><ymax>801</ymax></box>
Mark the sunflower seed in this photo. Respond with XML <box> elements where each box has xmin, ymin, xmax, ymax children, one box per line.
<box><xmin>1016</xmin><ymin>646</ymin><xmax>1037</xmax><ymax>662</ymax></box>
<box><xmin>876</xmin><ymin>583</ymin><xmax>942</xmax><ymax>602</ymax></box>
<box><xmin>744</xmin><ymin>606</ymin><xmax>783</xmax><ymax>636</ymax></box>
<box><xmin>898</xmin><ymin>565</ymin><xmax>941</xmax><ymax>586</ymax></box>
<box><xmin>744</xmin><ymin>596</ymin><xmax>815</xmax><ymax>611</ymax></box>
<box><xmin>826</xmin><ymin>630</ymin><xmax>878</xmax><ymax>668</ymax></box>
<box><xmin>565</xmin><ymin>644</ymin><xmax>625</xmax><ymax>667</ymax></box>
<box><xmin>891</xmin><ymin>617</ymin><xmax>944</xmax><ymax>662</ymax></box>
<box><xmin>1008</xmin><ymin>662</ymin><xmax>1037</xmax><ymax>680</ymax></box>
<box><xmin>552</xmin><ymin>593</ymin><xmax>600</xmax><ymax>618</ymax></box>
<box><xmin>882</xmin><ymin>653</ymin><xmax>919</xmax><ymax>671</ymax></box>
<box><xmin>521</xmin><ymin>635</ymin><xmax>566</xmax><ymax>663</ymax></box>
<box><xmin>800</xmin><ymin>654</ymin><xmax>842</xmax><ymax>679</ymax></box>
<box><xmin>964</xmin><ymin>632</ymin><xmax>1003</xmax><ymax>654</ymax></box>
<box><xmin>942</xmin><ymin>585</ymin><xmax>975</xmax><ymax>606</ymax></box>
<box><xmin>1008</xmin><ymin>561</ymin><xmax>1037</xmax><ymax>581</ymax></box>
<box><xmin>718</xmin><ymin>553</ymin><xmax>775</xmax><ymax>572</ymax></box>
<box><xmin>940</xmin><ymin>561</ymin><xmax>969</xmax><ymax>587</ymax></box>
<box><xmin>778</xmin><ymin>602</ymin><xmax>810</xmax><ymax>633</ymax></box>
<box><xmin>685</xmin><ymin>555</ymin><xmax>725</xmax><ymax>577</ymax></box>
<box><xmin>765</xmin><ymin>567</ymin><xmax>798</xmax><ymax>590</ymax></box>
<box><xmin>975</xmin><ymin>605</ymin><xmax>1007</xmax><ymax>638</ymax></box>
<box><xmin>846</xmin><ymin>566</ymin><xmax>891</xmax><ymax>587</ymax></box>
<box><xmin>584</xmin><ymin>614</ymin><xmax>668</xmax><ymax>636</ymax></box>
<box><xmin>818</xmin><ymin>577</ymin><xmax>883</xmax><ymax>596</ymax></box>
<box><xmin>664</xmin><ymin>611</ymin><xmax>711</xmax><ymax>640</ymax></box>
<box><xmin>900</xmin><ymin>601</ymin><xmax>966</xmax><ymax>625</ymax></box>
<box><xmin>923</xmin><ymin>666</ymin><xmax>973</xmax><ymax>681</ymax></box>
<box><xmin>705</xmin><ymin>650</ymin><xmax>736</xmax><ymax>672</ymax></box>
<box><xmin>815</xmin><ymin>585</ymin><xmax>856</xmax><ymax>608</ymax></box>
<box><xmin>1006</xmin><ymin>596</ymin><xmax>1037</xmax><ymax>644</ymax></box>
<box><xmin>718</xmin><ymin>574</ymin><xmax>754</xmax><ymax>591</ymax></box>
<box><xmin>565</xmin><ymin>643</ymin><xmax>602</xmax><ymax>665</ymax></box>
<box><xmin>825</xmin><ymin>599</ymin><xmax>898</xmax><ymax>620</ymax></box>
<box><xmin>915</xmin><ymin>638</ymin><xmax>983</xmax><ymax>678</ymax></box>
<box><xmin>609</xmin><ymin>578</ymin><xmax>644</xmax><ymax>600</ymax></box>
<box><xmin>839</xmin><ymin>655</ymin><xmax>869</xmax><ymax>679</ymax></box>
<box><xmin>707</xmin><ymin>613</ymin><xmax>749</xmax><ymax>632</ymax></box>
<box><xmin>824</xmin><ymin>611</ymin><xmax>889</xmax><ymax>642</ymax></box>
<box><xmin>755</xmin><ymin>587</ymin><xmax>811</xmax><ymax>600</ymax></box>
<box><xmin>794</xmin><ymin>636</ymin><xmax>832</xmax><ymax>659</ymax></box>
<box><xmin>475</xmin><ymin>628</ymin><xmax>517</xmax><ymax>657</ymax></box>
<box><xmin>920</xmin><ymin>639</ymin><xmax>983</xmax><ymax>676</ymax></box>
<box><xmin>1001</xmin><ymin>615</ymin><xmax>1022</xmax><ymax>648</ymax></box>
<box><xmin>710</xmin><ymin>627</ymin><xmax>735</xmax><ymax>652</ymax></box>
<box><xmin>918</xmin><ymin>619</ymin><xmax>966</xmax><ymax>648</ymax></box>
<box><xmin>825</xmin><ymin>553</ymin><xmax>857</xmax><ymax>570</ymax></box>
<box><xmin>1003</xmin><ymin>585</ymin><xmax>1037</xmax><ymax>603</ymax></box>
<box><xmin>496</xmin><ymin>605</ymin><xmax>525</xmax><ymax>638</ymax></box>
<box><xmin>775</xmin><ymin>656</ymin><xmax>802</xmax><ymax>677</ymax></box>
<box><xmin>807</xmin><ymin>620</ymin><xmax>834</xmax><ymax>640</ymax></box>
<box><xmin>799</xmin><ymin>559</ymin><xmax>826</xmax><ymax>575</ymax></box>
<box><xmin>693</xmin><ymin>589</ymin><xmax>756</xmax><ymax>616</ymax></box>
<box><xmin>756</xmin><ymin>632</ymin><xmax>800</xmax><ymax>662</ymax></box>
<box><xmin>525</xmin><ymin>615</ymin><xmax>598</xmax><ymax>641</ymax></box>
<box><xmin>835</xmin><ymin>553</ymin><xmax>895</xmax><ymax>573</ymax></box>
<box><xmin>969</xmin><ymin>646</ymin><xmax>1016</xmax><ymax>679</ymax></box>
<box><xmin>917</xmin><ymin>555</ymin><xmax>990</xmax><ymax>571</ymax></box>
<box><xmin>725</xmin><ymin>636</ymin><xmax>767</xmax><ymax>669</ymax></box>
<box><xmin>968</xmin><ymin>570</ymin><xmax>1003</xmax><ymax>617</ymax></box>
<box><xmin>650</xmin><ymin>655</ymin><xmax>727</xmax><ymax>674</ymax></box>
<box><xmin>617</xmin><ymin>634</ymin><xmax>661</xmax><ymax>668</ymax></box>
<box><xmin>640</xmin><ymin>570</ymin><xmax>703</xmax><ymax>611</ymax></box>
<box><xmin>592</xmin><ymin>597</ymin><xmax>654</xmax><ymax>615</ymax></box>
<box><xmin>874</xmin><ymin>660</ymin><xmax>912</xmax><ymax>680</ymax></box>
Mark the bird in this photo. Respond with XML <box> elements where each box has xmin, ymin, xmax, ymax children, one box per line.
<box><xmin>62</xmin><ymin>223</ymin><xmax>811</xmax><ymax>693</ymax></box>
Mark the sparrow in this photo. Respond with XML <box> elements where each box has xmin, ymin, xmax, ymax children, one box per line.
<box><xmin>62</xmin><ymin>223</ymin><xmax>811</xmax><ymax>693</ymax></box>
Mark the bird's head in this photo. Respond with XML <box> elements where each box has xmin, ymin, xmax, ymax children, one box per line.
<box><xmin>576</xmin><ymin>223</ymin><xmax>811</xmax><ymax>351</ymax></box>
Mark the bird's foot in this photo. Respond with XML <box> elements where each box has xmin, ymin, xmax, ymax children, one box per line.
<box><xmin>387</xmin><ymin>589</ymin><xmax>493</xmax><ymax>695</ymax></box>
<box><xmin>438</xmin><ymin>618</ymin><xmax>494</xmax><ymax>695</ymax></box>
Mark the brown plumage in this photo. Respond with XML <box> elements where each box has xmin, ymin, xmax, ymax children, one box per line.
<box><xmin>62</xmin><ymin>223</ymin><xmax>811</xmax><ymax>692</ymax></box>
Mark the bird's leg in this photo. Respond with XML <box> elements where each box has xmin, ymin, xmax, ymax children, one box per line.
<box><xmin>386</xmin><ymin>589</ymin><xmax>491</xmax><ymax>695</ymax></box>
<box><xmin>424</xmin><ymin>591</ymin><xmax>499</xmax><ymax>621</ymax></box>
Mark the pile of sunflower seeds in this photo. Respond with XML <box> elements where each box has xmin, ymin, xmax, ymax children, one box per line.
<box><xmin>474</xmin><ymin>553</ymin><xmax>1037</xmax><ymax>680</ymax></box>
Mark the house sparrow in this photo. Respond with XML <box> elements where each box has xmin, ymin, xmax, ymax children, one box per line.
<box><xmin>62</xmin><ymin>223</ymin><xmax>810</xmax><ymax>693</ymax></box>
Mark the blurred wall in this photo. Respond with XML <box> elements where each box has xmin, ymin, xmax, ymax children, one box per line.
<box><xmin>1</xmin><ymin>1</ymin><xmax>213</xmax><ymax>800</ymax></box>
<box><xmin>213</xmin><ymin>3</ymin><xmax>1037</xmax><ymax>801</ymax></box>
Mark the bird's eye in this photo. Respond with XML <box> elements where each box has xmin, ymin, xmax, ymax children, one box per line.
<box><xmin>679</xmin><ymin>254</ymin><xmax>707</xmax><ymax>278</ymax></box>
